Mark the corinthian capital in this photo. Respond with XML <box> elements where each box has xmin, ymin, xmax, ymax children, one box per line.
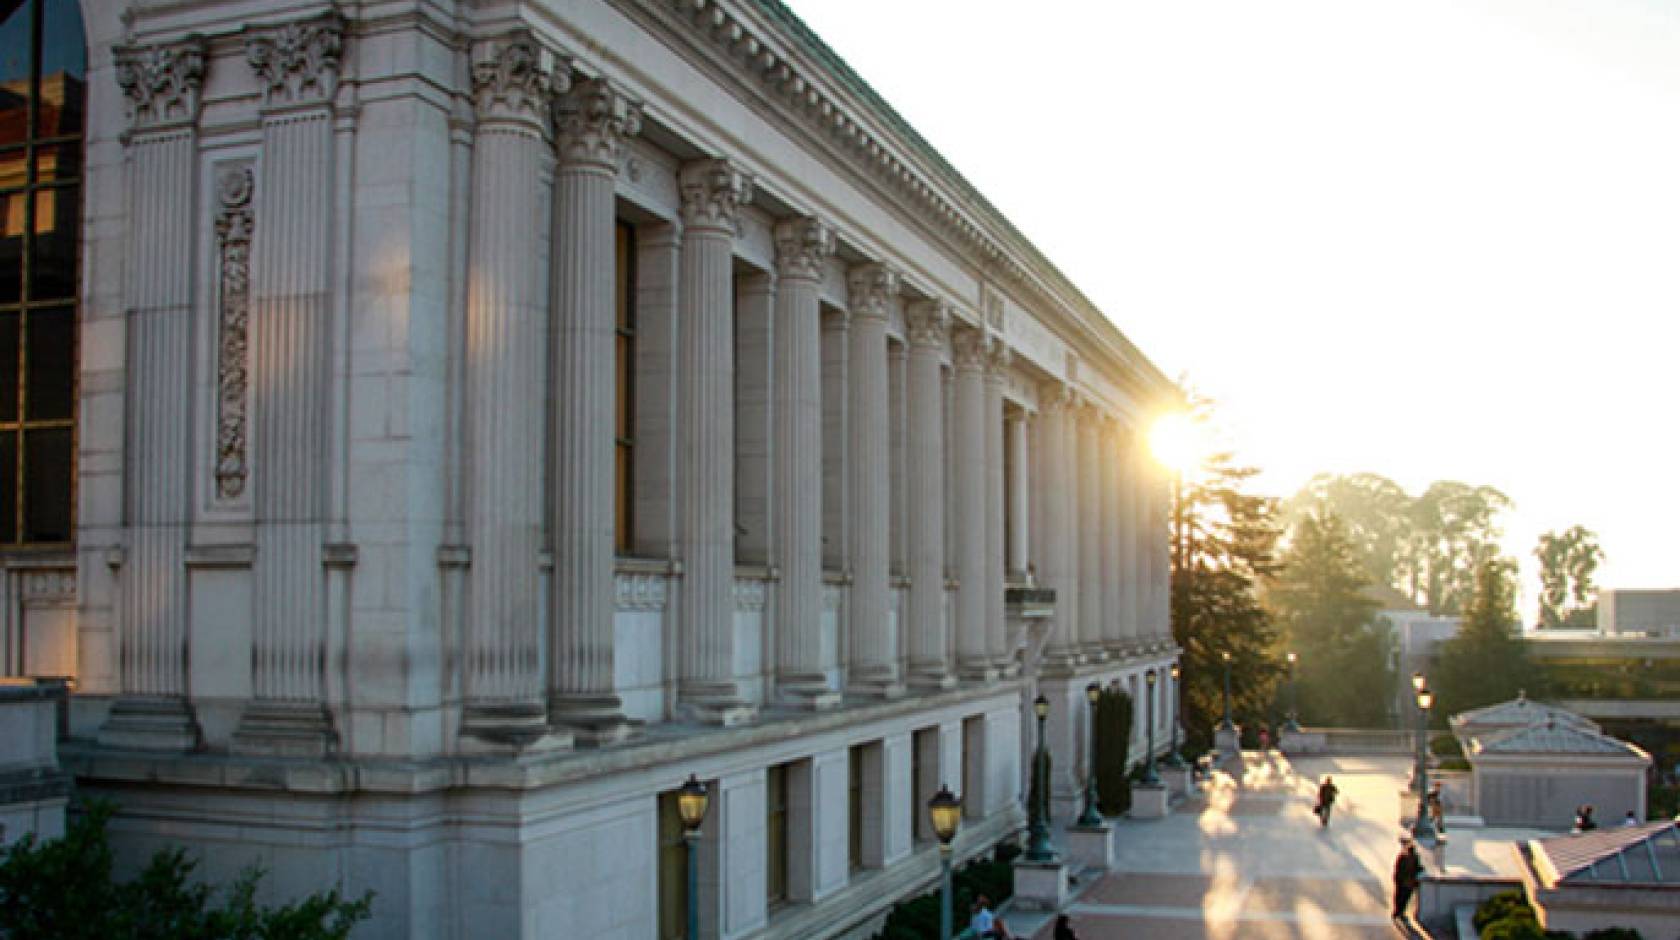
<box><xmin>986</xmin><ymin>339</ymin><xmax>1014</xmax><ymax>378</ymax></box>
<box><xmin>555</xmin><ymin>78</ymin><xmax>642</xmax><ymax>169</ymax></box>
<box><xmin>773</xmin><ymin>216</ymin><xmax>835</xmax><ymax>282</ymax></box>
<box><xmin>905</xmin><ymin>300</ymin><xmax>950</xmax><ymax>350</ymax></box>
<box><xmin>951</xmin><ymin>326</ymin><xmax>990</xmax><ymax>372</ymax></box>
<box><xmin>679</xmin><ymin>158</ymin><xmax>753</xmax><ymax>232</ymax></box>
<box><xmin>472</xmin><ymin>33</ymin><xmax>566</xmax><ymax>129</ymax></box>
<box><xmin>845</xmin><ymin>263</ymin><xmax>899</xmax><ymax>321</ymax></box>
<box><xmin>245</xmin><ymin>12</ymin><xmax>346</xmax><ymax>108</ymax></box>
<box><xmin>115</xmin><ymin>36</ymin><xmax>208</xmax><ymax>130</ymax></box>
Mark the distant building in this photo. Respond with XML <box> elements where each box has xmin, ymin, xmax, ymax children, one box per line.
<box><xmin>1598</xmin><ymin>590</ymin><xmax>1680</xmax><ymax>637</ymax></box>
<box><xmin>1373</xmin><ymin>588</ymin><xmax>1460</xmax><ymax>723</ymax></box>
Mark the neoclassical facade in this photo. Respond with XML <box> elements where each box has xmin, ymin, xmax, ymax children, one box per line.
<box><xmin>1</xmin><ymin>0</ymin><xmax>1179</xmax><ymax>937</ymax></box>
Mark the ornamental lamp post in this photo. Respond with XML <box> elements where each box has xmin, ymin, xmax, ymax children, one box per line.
<box><xmin>1219</xmin><ymin>651</ymin><xmax>1235</xmax><ymax>731</ymax></box>
<box><xmin>1164</xmin><ymin>662</ymin><xmax>1186</xmax><ymax>769</ymax></box>
<box><xmin>1284</xmin><ymin>651</ymin><xmax>1302</xmax><ymax>733</ymax></box>
<box><xmin>1025</xmin><ymin>693</ymin><xmax>1057</xmax><ymax>862</ymax></box>
<box><xmin>1077</xmin><ymin>682</ymin><xmax>1103</xmax><ymax>826</ymax></box>
<box><xmin>928</xmin><ymin>785</ymin><xmax>962</xmax><ymax>940</ymax></box>
<box><xmin>1410</xmin><ymin>671</ymin><xmax>1427</xmax><ymax>793</ymax></box>
<box><xmin>1410</xmin><ymin>686</ymin><xmax>1438</xmax><ymax>847</ymax></box>
<box><xmin>1142</xmin><ymin>668</ymin><xmax>1161</xmax><ymax>785</ymax></box>
<box><xmin>677</xmin><ymin>774</ymin><xmax>710</xmax><ymax>940</ymax></box>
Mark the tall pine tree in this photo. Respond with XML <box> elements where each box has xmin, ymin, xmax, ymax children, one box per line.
<box><xmin>1432</xmin><ymin>557</ymin><xmax>1542</xmax><ymax>719</ymax></box>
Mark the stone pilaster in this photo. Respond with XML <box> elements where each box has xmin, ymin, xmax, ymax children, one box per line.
<box><xmin>1153</xmin><ymin>466</ymin><xmax>1174</xmax><ymax>642</ymax></box>
<box><xmin>951</xmin><ymin>328</ymin><xmax>992</xmax><ymax>681</ymax></box>
<box><xmin>1118</xmin><ymin>426</ymin><xmax>1141</xmax><ymax>650</ymax></box>
<box><xmin>845</xmin><ymin>263</ymin><xmax>903</xmax><ymax>699</ymax></box>
<box><xmin>984</xmin><ymin>343</ymin><xmax>1011</xmax><ymax>673</ymax></box>
<box><xmin>234</xmin><ymin>13</ymin><xmax>346</xmax><ymax>757</ymax></box>
<box><xmin>1077</xmin><ymin>405</ymin><xmax>1106</xmax><ymax>661</ymax></box>
<box><xmin>457</xmin><ymin>35</ymin><xmax>570</xmax><ymax>752</ymax></box>
<box><xmin>772</xmin><ymin>217</ymin><xmax>839</xmax><ymax>708</ymax></box>
<box><xmin>1037</xmin><ymin>385</ymin><xmax>1079</xmax><ymax>673</ymax></box>
<box><xmin>1100</xmin><ymin>421</ymin><xmax>1126</xmax><ymax>654</ymax></box>
<box><xmin>677</xmin><ymin>158</ymin><xmax>757</xmax><ymax>724</ymax></box>
<box><xmin>97</xmin><ymin>36</ymin><xmax>209</xmax><ymax>752</ymax></box>
<box><xmin>904</xmin><ymin>300</ymin><xmax>951</xmax><ymax>690</ymax></box>
<box><xmin>1133</xmin><ymin>445</ymin><xmax>1157</xmax><ymax>644</ymax></box>
<box><xmin>1006</xmin><ymin>410</ymin><xmax>1030</xmax><ymax>579</ymax></box>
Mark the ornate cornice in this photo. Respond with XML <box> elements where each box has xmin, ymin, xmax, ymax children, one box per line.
<box><xmin>845</xmin><ymin>263</ymin><xmax>898</xmax><ymax>320</ymax></box>
<box><xmin>113</xmin><ymin>36</ymin><xmax>207</xmax><ymax>130</ymax></box>
<box><xmin>213</xmin><ymin>166</ymin><xmax>254</xmax><ymax>501</ymax></box>
<box><xmin>772</xmin><ymin>216</ymin><xmax>834</xmax><ymax>282</ymax></box>
<box><xmin>245</xmin><ymin>12</ymin><xmax>345</xmax><ymax>109</ymax></box>
<box><xmin>471</xmin><ymin>33</ymin><xmax>566</xmax><ymax>130</ymax></box>
<box><xmin>555</xmin><ymin>77</ymin><xmax>642</xmax><ymax>170</ymax></box>
<box><xmin>904</xmin><ymin>300</ymin><xmax>950</xmax><ymax>350</ymax></box>
<box><xmin>951</xmin><ymin>326</ymin><xmax>989</xmax><ymax>372</ymax></box>
<box><xmin>678</xmin><ymin>158</ymin><xmax>753</xmax><ymax>232</ymax></box>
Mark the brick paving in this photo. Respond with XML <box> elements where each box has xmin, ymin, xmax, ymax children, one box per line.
<box><xmin>1009</xmin><ymin>752</ymin><xmax>1424</xmax><ymax>940</ymax></box>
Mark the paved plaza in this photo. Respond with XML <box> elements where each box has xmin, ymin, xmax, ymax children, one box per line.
<box><xmin>1008</xmin><ymin>752</ymin><xmax>1434</xmax><ymax>939</ymax></box>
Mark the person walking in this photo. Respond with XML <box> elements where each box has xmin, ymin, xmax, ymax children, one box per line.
<box><xmin>1427</xmin><ymin>782</ymin><xmax>1446</xmax><ymax>834</ymax></box>
<box><xmin>1315</xmin><ymin>775</ymin><xmax>1339</xmax><ymax>827</ymax></box>
<box><xmin>969</xmin><ymin>895</ymin><xmax>995</xmax><ymax>937</ymax></box>
<box><xmin>1392</xmin><ymin>835</ymin><xmax>1423</xmax><ymax>921</ymax></box>
<box><xmin>1053</xmin><ymin>914</ymin><xmax>1080</xmax><ymax>940</ymax></box>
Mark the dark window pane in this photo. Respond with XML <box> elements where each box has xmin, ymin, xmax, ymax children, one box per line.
<box><xmin>0</xmin><ymin>147</ymin><xmax>20</xmax><ymax>188</ymax></box>
<box><xmin>34</xmin><ymin>140</ymin><xmax>77</xmax><ymax>183</ymax></box>
<box><xmin>0</xmin><ymin>0</ymin><xmax>31</xmax><ymax>149</ymax></box>
<box><xmin>0</xmin><ymin>187</ymin><xmax>19</xmax><ymax>304</ymax></box>
<box><xmin>25</xmin><ymin>305</ymin><xmax>71</xmax><ymax>419</ymax></box>
<box><xmin>0</xmin><ymin>430</ymin><xmax>13</xmax><ymax>543</ymax></box>
<box><xmin>29</xmin><ymin>185</ymin><xmax>76</xmax><ymax>300</ymax></box>
<box><xmin>0</xmin><ymin>311</ymin><xmax>15</xmax><ymax>420</ymax></box>
<box><xmin>39</xmin><ymin>0</ymin><xmax>83</xmax><ymax>137</ymax></box>
<box><xmin>23</xmin><ymin>425</ymin><xmax>69</xmax><ymax>541</ymax></box>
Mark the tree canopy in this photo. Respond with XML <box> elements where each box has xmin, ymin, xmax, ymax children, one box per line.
<box><xmin>1535</xmin><ymin>526</ymin><xmax>1604</xmax><ymax>629</ymax></box>
<box><xmin>1431</xmin><ymin>557</ymin><xmax>1543</xmax><ymax>718</ymax></box>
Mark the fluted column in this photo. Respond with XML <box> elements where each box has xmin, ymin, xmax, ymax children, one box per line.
<box><xmin>1100</xmin><ymin>421</ymin><xmax>1127</xmax><ymax>654</ymax></box>
<box><xmin>1132</xmin><ymin>444</ymin><xmax>1156</xmax><ymax>644</ymax></box>
<box><xmin>773</xmin><ymin>217</ymin><xmax>840</xmax><ymax>708</ymax></box>
<box><xmin>1077</xmin><ymin>405</ymin><xmax>1106</xmax><ymax>661</ymax></box>
<box><xmin>1153</xmin><ymin>466</ymin><xmax>1174</xmax><ymax>642</ymax></box>
<box><xmin>234</xmin><ymin>14</ymin><xmax>345</xmax><ymax>756</ymax></box>
<box><xmin>846</xmin><ymin>264</ymin><xmax>903</xmax><ymax>698</ymax></box>
<box><xmin>905</xmin><ymin>301</ymin><xmax>951</xmax><ymax>690</ymax></box>
<box><xmin>951</xmin><ymin>329</ymin><xmax>993</xmax><ymax>681</ymax></box>
<box><xmin>678</xmin><ymin>158</ymin><xmax>757</xmax><ymax>724</ymax></box>
<box><xmin>98</xmin><ymin>37</ymin><xmax>208</xmax><ymax>751</ymax></box>
<box><xmin>1118</xmin><ymin>426</ymin><xmax>1141</xmax><ymax>649</ymax></box>
<box><xmin>1006</xmin><ymin>411</ymin><xmax>1030</xmax><ymax>579</ymax></box>
<box><xmin>1038</xmin><ymin>385</ymin><xmax>1079</xmax><ymax>672</ymax></box>
<box><xmin>983</xmin><ymin>343</ymin><xmax>1010</xmax><ymax>673</ymax></box>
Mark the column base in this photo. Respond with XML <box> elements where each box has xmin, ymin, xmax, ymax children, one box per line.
<box><xmin>679</xmin><ymin>682</ymin><xmax>758</xmax><ymax>726</ymax></box>
<box><xmin>231</xmin><ymin>701</ymin><xmax>337</xmax><ymax>758</ymax></box>
<box><xmin>1129</xmin><ymin>783</ymin><xmax>1170</xmax><ymax>819</ymax></box>
<box><xmin>549</xmin><ymin>694</ymin><xmax>640</xmax><ymax>746</ymax></box>
<box><xmin>776</xmin><ymin>676</ymin><xmax>844</xmax><ymax>711</ymax></box>
<box><xmin>1038</xmin><ymin>650</ymin><xmax>1081</xmax><ymax>678</ymax></box>
<box><xmin>1083</xmin><ymin>645</ymin><xmax>1110</xmax><ymax>663</ymax></box>
<box><xmin>906</xmin><ymin>666</ymin><xmax>957</xmax><ymax>692</ymax></box>
<box><xmin>1065</xmin><ymin>822</ymin><xmax>1114</xmax><ymax>871</ymax></box>
<box><xmin>1011</xmin><ymin>859</ymin><xmax>1069</xmax><ymax>911</ymax></box>
<box><xmin>97</xmin><ymin>696</ymin><xmax>202</xmax><ymax>752</ymax></box>
<box><xmin>845</xmin><ymin>674</ymin><xmax>906</xmax><ymax>701</ymax></box>
<box><xmin>461</xmin><ymin>701</ymin><xmax>575</xmax><ymax>755</ymax></box>
<box><xmin>958</xmin><ymin>658</ymin><xmax>999</xmax><ymax>684</ymax></box>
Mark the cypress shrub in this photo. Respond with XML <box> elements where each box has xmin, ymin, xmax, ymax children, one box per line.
<box><xmin>1096</xmin><ymin>686</ymin><xmax>1133</xmax><ymax>816</ymax></box>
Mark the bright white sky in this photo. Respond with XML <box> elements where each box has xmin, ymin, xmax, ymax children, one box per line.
<box><xmin>785</xmin><ymin>0</ymin><xmax>1680</xmax><ymax>606</ymax></box>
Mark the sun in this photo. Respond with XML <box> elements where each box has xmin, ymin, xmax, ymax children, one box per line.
<box><xmin>1149</xmin><ymin>411</ymin><xmax>1211</xmax><ymax>478</ymax></box>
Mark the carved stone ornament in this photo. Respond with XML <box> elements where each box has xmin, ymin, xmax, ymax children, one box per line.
<box><xmin>982</xmin><ymin>286</ymin><xmax>1006</xmax><ymax>331</ymax></box>
<box><xmin>678</xmin><ymin>158</ymin><xmax>753</xmax><ymax>232</ymax></box>
<box><xmin>1039</xmin><ymin>380</ymin><xmax>1076</xmax><ymax>412</ymax></box>
<box><xmin>214</xmin><ymin>167</ymin><xmax>254</xmax><ymax>501</ymax></box>
<box><xmin>905</xmin><ymin>300</ymin><xmax>950</xmax><ymax>350</ymax></box>
<box><xmin>845</xmin><ymin>263</ymin><xmax>899</xmax><ymax>321</ymax></box>
<box><xmin>472</xmin><ymin>34</ymin><xmax>564</xmax><ymax>128</ymax></box>
<box><xmin>986</xmin><ymin>339</ymin><xmax>1014</xmax><ymax>377</ymax></box>
<box><xmin>951</xmin><ymin>326</ymin><xmax>990</xmax><ymax>372</ymax></box>
<box><xmin>245</xmin><ymin>13</ymin><xmax>345</xmax><ymax>108</ymax></box>
<box><xmin>772</xmin><ymin>216</ymin><xmax>835</xmax><ymax>282</ymax></box>
<box><xmin>114</xmin><ymin>35</ymin><xmax>208</xmax><ymax>129</ymax></box>
<box><xmin>555</xmin><ymin>78</ymin><xmax>643</xmax><ymax>170</ymax></box>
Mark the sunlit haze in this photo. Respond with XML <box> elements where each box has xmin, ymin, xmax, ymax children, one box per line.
<box><xmin>785</xmin><ymin>0</ymin><xmax>1680</xmax><ymax>603</ymax></box>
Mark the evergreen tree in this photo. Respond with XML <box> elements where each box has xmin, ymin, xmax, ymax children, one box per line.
<box><xmin>1268</xmin><ymin>510</ymin><xmax>1395</xmax><ymax>727</ymax></box>
<box><xmin>1432</xmin><ymin>557</ymin><xmax>1542</xmax><ymax>718</ymax></box>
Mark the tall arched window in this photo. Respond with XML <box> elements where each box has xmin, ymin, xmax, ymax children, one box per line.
<box><xmin>0</xmin><ymin>0</ymin><xmax>84</xmax><ymax>546</ymax></box>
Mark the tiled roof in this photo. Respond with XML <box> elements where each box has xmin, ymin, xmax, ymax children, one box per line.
<box><xmin>1474</xmin><ymin>721</ymin><xmax>1645</xmax><ymax>758</ymax></box>
<box><xmin>1532</xmin><ymin>822</ymin><xmax>1680</xmax><ymax>886</ymax></box>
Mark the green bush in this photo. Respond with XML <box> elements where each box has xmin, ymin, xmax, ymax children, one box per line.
<box><xmin>1438</xmin><ymin>757</ymin><xmax>1471</xmax><ymax>771</ymax></box>
<box><xmin>0</xmin><ymin>802</ymin><xmax>372</xmax><ymax>940</ymax></box>
<box><xmin>1095</xmin><ymin>687</ymin><xmax>1133</xmax><ymax>816</ymax></box>
<box><xmin>1430</xmin><ymin>734</ymin><xmax>1465</xmax><ymax>758</ymax></box>
<box><xmin>1481</xmin><ymin>920</ymin><xmax>1547</xmax><ymax>940</ymax></box>
<box><xmin>1582</xmin><ymin>929</ymin><xmax>1645</xmax><ymax>940</ymax></box>
<box><xmin>1648</xmin><ymin>784</ymin><xmax>1680</xmax><ymax>820</ymax></box>
<box><xmin>1473</xmin><ymin>891</ymin><xmax>1534</xmax><ymax>933</ymax></box>
<box><xmin>872</xmin><ymin>843</ymin><xmax>1019</xmax><ymax>940</ymax></box>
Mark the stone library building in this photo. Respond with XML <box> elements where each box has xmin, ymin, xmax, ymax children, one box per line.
<box><xmin>0</xmin><ymin>0</ymin><xmax>1181</xmax><ymax>936</ymax></box>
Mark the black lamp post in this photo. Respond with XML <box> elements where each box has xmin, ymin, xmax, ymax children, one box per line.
<box><xmin>1077</xmin><ymin>682</ymin><xmax>1103</xmax><ymax>826</ymax></box>
<box><xmin>1142</xmin><ymin>668</ymin><xmax>1161</xmax><ymax>785</ymax></box>
<box><xmin>1284</xmin><ymin>651</ymin><xmax>1302</xmax><ymax>732</ymax></box>
<box><xmin>677</xmin><ymin>774</ymin><xmax>710</xmax><ymax>940</ymax></box>
<box><xmin>1410</xmin><ymin>686</ymin><xmax>1438</xmax><ymax>847</ymax></box>
<box><xmin>928</xmin><ymin>785</ymin><xmax>962</xmax><ymax>940</ymax></box>
<box><xmin>1219</xmin><ymin>651</ymin><xmax>1235</xmax><ymax>731</ymax></box>
<box><xmin>1409</xmin><ymin>671</ymin><xmax>1426</xmax><ymax>793</ymax></box>
<box><xmin>1164</xmin><ymin>662</ymin><xmax>1186</xmax><ymax>768</ymax></box>
<box><xmin>1025</xmin><ymin>693</ymin><xmax>1056</xmax><ymax>861</ymax></box>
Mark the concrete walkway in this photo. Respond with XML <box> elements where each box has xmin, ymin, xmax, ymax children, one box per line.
<box><xmin>1005</xmin><ymin>752</ymin><xmax>1432</xmax><ymax>940</ymax></box>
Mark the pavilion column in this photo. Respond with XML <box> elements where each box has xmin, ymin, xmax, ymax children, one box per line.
<box><xmin>98</xmin><ymin>37</ymin><xmax>208</xmax><ymax>752</ymax></box>
<box><xmin>905</xmin><ymin>301</ymin><xmax>952</xmax><ymax>690</ymax></box>
<box><xmin>233</xmin><ymin>14</ymin><xmax>345</xmax><ymax>757</ymax></box>
<box><xmin>677</xmin><ymin>158</ymin><xmax>757</xmax><ymax>724</ymax></box>
<box><xmin>1100</xmin><ymin>419</ymin><xmax>1126</xmax><ymax>655</ymax></box>
<box><xmin>1132</xmin><ymin>444</ymin><xmax>1156</xmax><ymax>644</ymax></box>
<box><xmin>1113</xmin><ymin>424</ymin><xmax>1140</xmax><ymax>651</ymax></box>
<box><xmin>951</xmin><ymin>329</ymin><xmax>993</xmax><ymax>681</ymax></box>
<box><xmin>1005</xmin><ymin>411</ymin><xmax>1030</xmax><ymax>580</ymax></box>
<box><xmin>1153</xmin><ymin>466</ymin><xmax>1174</xmax><ymax>642</ymax></box>
<box><xmin>1037</xmin><ymin>385</ymin><xmax>1079</xmax><ymax>672</ymax></box>
<box><xmin>845</xmin><ymin>264</ymin><xmax>903</xmax><ymax>698</ymax></box>
<box><xmin>983</xmin><ymin>344</ymin><xmax>1011</xmax><ymax>673</ymax></box>
<box><xmin>1077</xmin><ymin>405</ymin><xmax>1107</xmax><ymax>661</ymax></box>
<box><xmin>772</xmin><ymin>217</ymin><xmax>840</xmax><ymax>708</ymax></box>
